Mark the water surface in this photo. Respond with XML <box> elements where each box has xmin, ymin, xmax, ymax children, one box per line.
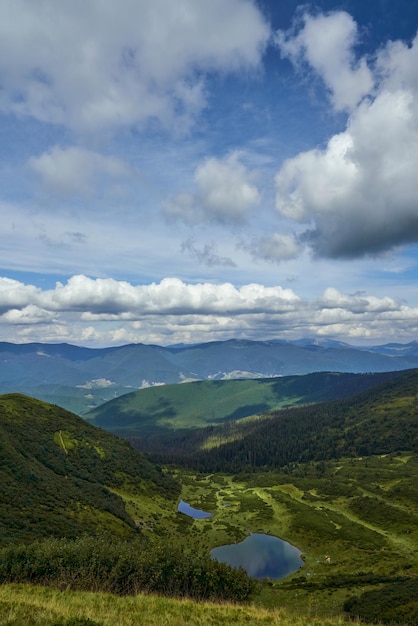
<box><xmin>178</xmin><ymin>499</ymin><xmax>212</xmax><ymax>519</ymax></box>
<box><xmin>211</xmin><ymin>533</ymin><xmax>303</xmax><ymax>579</ymax></box>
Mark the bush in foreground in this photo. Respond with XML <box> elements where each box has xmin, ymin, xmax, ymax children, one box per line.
<box><xmin>0</xmin><ymin>535</ymin><xmax>257</xmax><ymax>603</ymax></box>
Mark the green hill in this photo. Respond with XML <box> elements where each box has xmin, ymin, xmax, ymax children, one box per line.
<box><xmin>133</xmin><ymin>368</ymin><xmax>418</xmax><ymax>471</ymax></box>
<box><xmin>0</xmin><ymin>395</ymin><xmax>260</xmax><ymax>609</ymax></box>
<box><xmin>85</xmin><ymin>370</ymin><xmax>401</xmax><ymax>438</ymax></box>
<box><xmin>0</xmin><ymin>394</ymin><xmax>180</xmax><ymax>545</ymax></box>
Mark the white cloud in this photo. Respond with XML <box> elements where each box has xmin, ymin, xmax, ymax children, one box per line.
<box><xmin>1</xmin><ymin>305</ymin><xmax>56</xmax><ymax>325</ymax></box>
<box><xmin>317</xmin><ymin>288</ymin><xmax>399</xmax><ymax>314</ymax></box>
<box><xmin>28</xmin><ymin>146</ymin><xmax>132</xmax><ymax>195</ymax></box>
<box><xmin>40</xmin><ymin>275</ymin><xmax>300</xmax><ymax>316</ymax></box>
<box><xmin>164</xmin><ymin>152</ymin><xmax>261</xmax><ymax>225</ymax></box>
<box><xmin>276</xmin><ymin>11</ymin><xmax>374</xmax><ymax>112</ymax></box>
<box><xmin>1</xmin><ymin>275</ymin><xmax>418</xmax><ymax>347</ymax></box>
<box><xmin>0</xmin><ymin>0</ymin><xmax>270</xmax><ymax>133</ymax></box>
<box><xmin>275</xmin><ymin>19</ymin><xmax>418</xmax><ymax>259</ymax></box>
<box><xmin>0</xmin><ymin>277</ymin><xmax>40</xmax><ymax>313</ymax></box>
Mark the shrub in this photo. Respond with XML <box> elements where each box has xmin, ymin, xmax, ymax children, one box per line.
<box><xmin>0</xmin><ymin>535</ymin><xmax>257</xmax><ymax>603</ymax></box>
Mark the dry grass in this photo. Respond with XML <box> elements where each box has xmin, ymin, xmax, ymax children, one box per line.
<box><xmin>0</xmin><ymin>583</ymin><xmax>372</xmax><ymax>626</ymax></box>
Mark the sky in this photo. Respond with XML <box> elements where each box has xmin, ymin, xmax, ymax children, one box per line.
<box><xmin>1</xmin><ymin>0</ymin><xmax>418</xmax><ymax>347</ymax></box>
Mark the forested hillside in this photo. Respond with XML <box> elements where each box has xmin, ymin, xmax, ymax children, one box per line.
<box><xmin>132</xmin><ymin>368</ymin><xmax>418</xmax><ymax>472</ymax></box>
<box><xmin>0</xmin><ymin>394</ymin><xmax>179</xmax><ymax>545</ymax></box>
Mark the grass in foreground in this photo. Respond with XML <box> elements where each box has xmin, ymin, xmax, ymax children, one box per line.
<box><xmin>0</xmin><ymin>584</ymin><xmax>377</xmax><ymax>626</ymax></box>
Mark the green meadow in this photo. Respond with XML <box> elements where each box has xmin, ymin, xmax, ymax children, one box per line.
<box><xmin>170</xmin><ymin>453</ymin><xmax>418</xmax><ymax>620</ymax></box>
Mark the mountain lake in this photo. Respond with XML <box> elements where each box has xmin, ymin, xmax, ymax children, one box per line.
<box><xmin>211</xmin><ymin>533</ymin><xmax>304</xmax><ymax>580</ymax></box>
<box><xmin>178</xmin><ymin>501</ymin><xmax>303</xmax><ymax>579</ymax></box>
<box><xmin>177</xmin><ymin>499</ymin><xmax>213</xmax><ymax>518</ymax></box>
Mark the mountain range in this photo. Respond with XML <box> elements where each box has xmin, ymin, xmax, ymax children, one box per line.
<box><xmin>2</xmin><ymin>338</ymin><xmax>418</xmax><ymax>414</ymax></box>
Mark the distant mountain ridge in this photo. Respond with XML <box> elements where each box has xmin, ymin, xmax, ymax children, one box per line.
<box><xmin>1</xmin><ymin>338</ymin><xmax>418</xmax><ymax>414</ymax></box>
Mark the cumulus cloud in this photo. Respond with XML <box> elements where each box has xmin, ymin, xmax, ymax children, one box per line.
<box><xmin>1</xmin><ymin>305</ymin><xmax>56</xmax><ymax>325</ymax></box>
<box><xmin>317</xmin><ymin>288</ymin><xmax>399</xmax><ymax>314</ymax></box>
<box><xmin>1</xmin><ymin>274</ymin><xmax>418</xmax><ymax>347</ymax></box>
<box><xmin>275</xmin><ymin>14</ymin><xmax>418</xmax><ymax>259</ymax></box>
<box><xmin>0</xmin><ymin>273</ymin><xmax>300</xmax><ymax>328</ymax></box>
<box><xmin>0</xmin><ymin>277</ymin><xmax>40</xmax><ymax>314</ymax></box>
<box><xmin>0</xmin><ymin>0</ymin><xmax>270</xmax><ymax>133</ymax></box>
<box><xmin>38</xmin><ymin>275</ymin><xmax>300</xmax><ymax>316</ymax></box>
<box><xmin>276</xmin><ymin>10</ymin><xmax>374</xmax><ymax>111</ymax></box>
<box><xmin>28</xmin><ymin>146</ymin><xmax>132</xmax><ymax>196</ymax></box>
<box><xmin>164</xmin><ymin>152</ymin><xmax>261</xmax><ymax>225</ymax></box>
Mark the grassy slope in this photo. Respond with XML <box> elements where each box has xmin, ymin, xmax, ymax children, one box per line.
<box><xmin>0</xmin><ymin>583</ymin><xmax>377</xmax><ymax>626</ymax></box>
<box><xmin>0</xmin><ymin>458</ymin><xmax>414</xmax><ymax>623</ymax></box>
<box><xmin>0</xmin><ymin>394</ymin><xmax>180</xmax><ymax>545</ymax></box>
<box><xmin>85</xmin><ymin>370</ymin><xmax>401</xmax><ymax>437</ymax></box>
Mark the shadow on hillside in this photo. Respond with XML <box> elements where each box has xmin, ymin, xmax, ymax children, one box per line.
<box><xmin>222</xmin><ymin>404</ymin><xmax>270</xmax><ymax>422</ymax></box>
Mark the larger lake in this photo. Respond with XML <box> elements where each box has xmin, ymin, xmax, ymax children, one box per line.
<box><xmin>210</xmin><ymin>533</ymin><xmax>304</xmax><ymax>580</ymax></box>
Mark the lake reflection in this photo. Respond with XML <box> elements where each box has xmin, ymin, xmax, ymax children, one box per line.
<box><xmin>211</xmin><ymin>533</ymin><xmax>303</xmax><ymax>579</ymax></box>
<box><xmin>178</xmin><ymin>499</ymin><xmax>212</xmax><ymax>519</ymax></box>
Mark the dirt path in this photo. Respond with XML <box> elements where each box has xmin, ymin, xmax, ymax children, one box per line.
<box><xmin>59</xmin><ymin>430</ymin><xmax>68</xmax><ymax>455</ymax></box>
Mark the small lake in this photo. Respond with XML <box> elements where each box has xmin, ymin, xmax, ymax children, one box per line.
<box><xmin>178</xmin><ymin>499</ymin><xmax>212</xmax><ymax>519</ymax></box>
<box><xmin>210</xmin><ymin>533</ymin><xmax>304</xmax><ymax>580</ymax></box>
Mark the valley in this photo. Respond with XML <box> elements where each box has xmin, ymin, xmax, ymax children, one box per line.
<box><xmin>0</xmin><ymin>343</ymin><xmax>417</xmax><ymax>624</ymax></box>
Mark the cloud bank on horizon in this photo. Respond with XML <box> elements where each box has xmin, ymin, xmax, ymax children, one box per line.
<box><xmin>1</xmin><ymin>0</ymin><xmax>418</xmax><ymax>346</ymax></box>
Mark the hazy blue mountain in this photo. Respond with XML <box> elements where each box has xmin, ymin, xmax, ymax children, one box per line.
<box><xmin>1</xmin><ymin>338</ymin><xmax>418</xmax><ymax>414</ymax></box>
<box><xmin>363</xmin><ymin>340</ymin><xmax>418</xmax><ymax>356</ymax></box>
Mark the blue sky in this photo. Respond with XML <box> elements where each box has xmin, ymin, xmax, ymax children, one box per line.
<box><xmin>1</xmin><ymin>0</ymin><xmax>418</xmax><ymax>347</ymax></box>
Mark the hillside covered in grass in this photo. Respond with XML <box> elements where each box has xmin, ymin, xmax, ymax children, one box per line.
<box><xmin>0</xmin><ymin>394</ymin><xmax>180</xmax><ymax>545</ymax></box>
<box><xmin>85</xmin><ymin>369</ymin><xmax>401</xmax><ymax>438</ymax></box>
<box><xmin>132</xmin><ymin>368</ymin><xmax>418</xmax><ymax>472</ymax></box>
<box><xmin>0</xmin><ymin>583</ymin><xmax>370</xmax><ymax>626</ymax></box>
